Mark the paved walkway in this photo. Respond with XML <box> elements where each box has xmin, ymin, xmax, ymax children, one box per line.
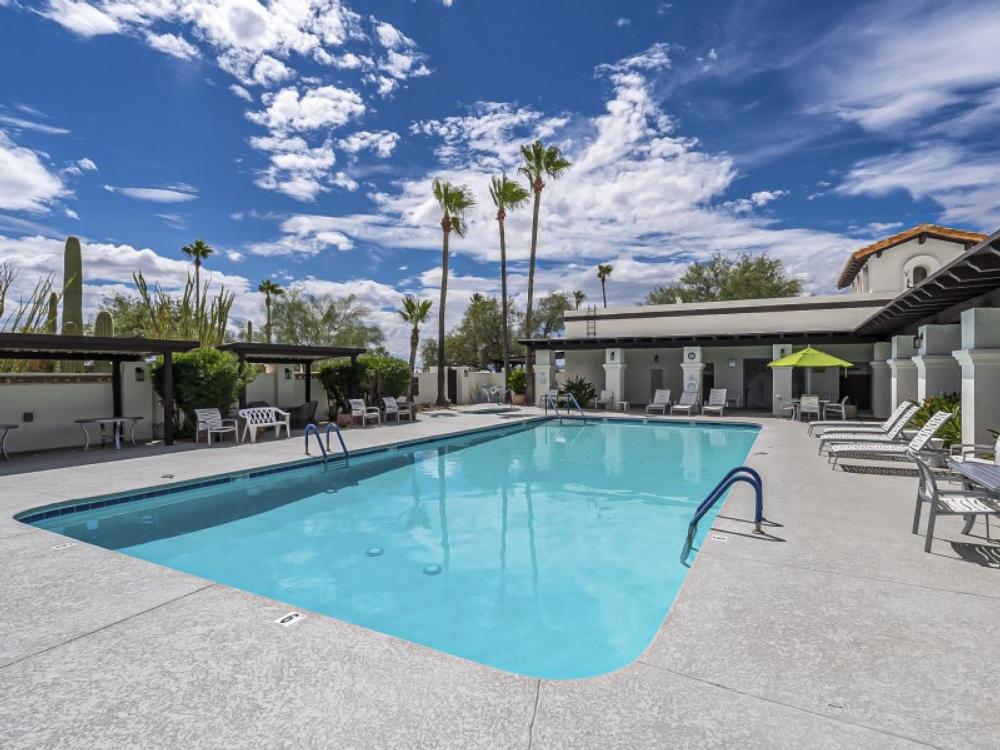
<box><xmin>1</xmin><ymin>409</ymin><xmax>997</xmax><ymax>748</ymax></box>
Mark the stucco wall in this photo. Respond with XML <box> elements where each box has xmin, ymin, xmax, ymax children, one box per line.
<box><xmin>858</xmin><ymin>237</ymin><xmax>965</xmax><ymax>294</ymax></box>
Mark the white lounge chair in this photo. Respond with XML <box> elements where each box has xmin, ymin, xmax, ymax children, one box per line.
<box><xmin>350</xmin><ymin>399</ymin><xmax>381</xmax><ymax>427</ymax></box>
<box><xmin>702</xmin><ymin>388</ymin><xmax>727</xmax><ymax>416</ymax></box>
<box><xmin>817</xmin><ymin>403</ymin><xmax>920</xmax><ymax>453</ymax></box>
<box><xmin>823</xmin><ymin>395</ymin><xmax>850</xmax><ymax>420</ymax></box>
<box><xmin>798</xmin><ymin>395</ymin><xmax>821</xmax><ymax>422</ymax></box>
<box><xmin>826</xmin><ymin>411</ymin><xmax>953</xmax><ymax>468</ymax></box>
<box><xmin>194</xmin><ymin>408</ymin><xmax>239</xmax><ymax>446</ymax></box>
<box><xmin>238</xmin><ymin>406</ymin><xmax>290</xmax><ymax>443</ymax></box>
<box><xmin>383</xmin><ymin>396</ymin><xmax>413</xmax><ymax>423</ymax></box>
<box><xmin>911</xmin><ymin>450</ymin><xmax>999</xmax><ymax>553</ymax></box>
<box><xmin>670</xmin><ymin>391</ymin><xmax>699</xmax><ymax>415</ymax></box>
<box><xmin>808</xmin><ymin>400</ymin><xmax>914</xmax><ymax>437</ymax></box>
<box><xmin>593</xmin><ymin>390</ymin><xmax>615</xmax><ymax>410</ymax></box>
<box><xmin>645</xmin><ymin>389</ymin><xmax>672</xmax><ymax>414</ymax></box>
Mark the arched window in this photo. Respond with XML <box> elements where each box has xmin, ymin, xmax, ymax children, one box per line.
<box><xmin>911</xmin><ymin>265</ymin><xmax>928</xmax><ymax>286</ymax></box>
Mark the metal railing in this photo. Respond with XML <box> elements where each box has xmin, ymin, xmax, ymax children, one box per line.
<box><xmin>304</xmin><ymin>422</ymin><xmax>350</xmax><ymax>466</ymax></box>
<box><xmin>681</xmin><ymin>466</ymin><xmax>763</xmax><ymax>563</ymax></box>
<box><xmin>543</xmin><ymin>392</ymin><xmax>587</xmax><ymax>424</ymax></box>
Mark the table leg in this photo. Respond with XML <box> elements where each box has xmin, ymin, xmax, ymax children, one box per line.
<box><xmin>79</xmin><ymin>422</ymin><xmax>91</xmax><ymax>451</ymax></box>
<box><xmin>129</xmin><ymin>419</ymin><xmax>138</xmax><ymax>446</ymax></box>
<box><xmin>114</xmin><ymin>422</ymin><xmax>122</xmax><ymax>450</ymax></box>
<box><xmin>1</xmin><ymin>427</ymin><xmax>9</xmax><ymax>460</ymax></box>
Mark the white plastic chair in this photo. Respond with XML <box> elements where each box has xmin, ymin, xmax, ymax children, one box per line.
<box><xmin>383</xmin><ymin>396</ymin><xmax>413</xmax><ymax>423</ymax></box>
<box><xmin>798</xmin><ymin>395</ymin><xmax>821</xmax><ymax>422</ymax></box>
<box><xmin>775</xmin><ymin>395</ymin><xmax>795</xmax><ymax>420</ymax></box>
<box><xmin>823</xmin><ymin>396</ymin><xmax>850</xmax><ymax>420</ymax></box>
<box><xmin>350</xmin><ymin>399</ymin><xmax>381</xmax><ymax>427</ymax></box>
<box><xmin>593</xmin><ymin>390</ymin><xmax>614</xmax><ymax>410</ymax></box>
<box><xmin>194</xmin><ymin>408</ymin><xmax>239</xmax><ymax>446</ymax></box>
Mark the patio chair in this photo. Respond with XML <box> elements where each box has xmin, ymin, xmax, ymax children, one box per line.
<box><xmin>948</xmin><ymin>434</ymin><xmax>1000</xmax><ymax>466</ymax></box>
<box><xmin>645</xmin><ymin>389</ymin><xmax>672</xmax><ymax>414</ymax></box>
<box><xmin>774</xmin><ymin>395</ymin><xmax>795</xmax><ymax>420</ymax></box>
<box><xmin>395</xmin><ymin>396</ymin><xmax>416</xmax><ymax>421</ymax></box>
<box><xmin>669</xmin><ymin>391</ymin><xmax>699</xmax><ymax>415</ymax></box>
<box><xmin>194</xmin><ymin>408</ymin><xmax>239</xmax><ymax>446</ymax></box>
<box><xmin>798</xmin><ymin>395</ymin><xmax>821</xmax><ymax>422</ymax></box>
<box><xmin>823</xmin><ymin>396</ymin><xmax>850</xmax><ymax>421</ymax></box>
<box><xmin>702</xmin><ymin>388</ymin><xmax>728</xmax><ymax>416</ymax></box>
<box><xmin>808</xmin><ymin>400</ymin><xmax>914</xmax><ymax>437</ymax></box>
<box><xmin>911</xmin><ymin>450</ymin><xmax>999</xmax><ymax>553</ymax></box>
<box><xmin>238</xmin><ymin>406</ymin><xmax>291</xmax><ymax>443</ymax></box>
<box><xmin>281</xmin><ymin>400</ymin><xmax>318</xmax><ymax>430</ymax></box>
<box><xmin>349</xmin><ymin>399</ymin><xmax>381</xmax><ymax>427</ymax></box>
<box><xmin>826</xmin><ymin>410</ymin><xmax>953</xmax><ymax>468</ymax></box>
<box><xmin>593</xmin><ymin>390</ymin><xmax>615</xmax><ymax>410</ymax></box>
<box><xmin>382</xmin><ymin>396</ymin><xmax>413</xmax><ymax>423</ymax></box>
<box><xmin>817</xmin><ymin>403</ymin><xmax>920</xmax><ymax>453</ymax></box>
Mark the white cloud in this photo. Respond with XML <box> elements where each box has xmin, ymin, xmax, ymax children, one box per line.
<box><xmin>64</xmin><ymin>208</ymin><xmax>79</xmax><ymax>220</ymax></box>
<box><xmin>0</xmin><ymin>114</ymin><xmax>70</xmax><ymax>135</ymax></box>
<box><xmin>249</xmin><ymin>133</ymin><xmax>337</xmax><ymax>201</ymax></box>
<box><xmin>247</xmin><ymin>84</ymin><xmax>365</xmax><ymax>132</ymax></box>
<box><xmin>615</xmin><ymin>18</ymin><xmax>631</xmax><ymax>27</ymax></box>
<box><xmin>145</xmin><ymin>31</ymin><xmax>199</xmax><ymax>60</ymax></box>
<box><xmin>41</xmin><ymin>0</ymin><xmax>121</xmax><ymax>37</ymax></box>
<box><xmin>229</xmin><ymin>83</ymin><xmax>253</xmax><ymax>102</ymax></box>
<box><xmin>372</xmin><ymin>19</ymin><xmax>414</xmax><ymax>50</ymax></box>
<box><xmin>102</xmin><ymin>184</ymin><xmax>198</xmax><ymax>203</ymax></box>
<box><xmin>0</xmin><ymin>131</ymin><xmax>67</xmax><ymax>212</ymax></box>
<box><xmin>251</xmin><ymin>55</ymin><xmax>293</xmax><ymax>87</ymax></box>
<box><xmin>77</xmin><ymin>157</ymin><xmax>97</xmax><ymax>171</ymax></box>
<box><xmin>337</xmin><ymin>129</ymin><xmax>399</xmax><ymax>157</ymax></box>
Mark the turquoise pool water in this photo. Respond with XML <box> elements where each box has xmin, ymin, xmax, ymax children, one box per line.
<box><xmin>27</xmin><ymin>419</ymin><xmax>758</xmax><ymax>679</ymax></box>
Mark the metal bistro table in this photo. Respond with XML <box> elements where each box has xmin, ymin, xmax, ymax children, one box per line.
<box><xmin>946</xmin><ymin>458</ymin><xmax>1000</xmax><ymax>536</ymax></box>
<box><xmin>75</xmin><ymin>416</ymin><xmax>143</xmax><ymax>451</ymax></box>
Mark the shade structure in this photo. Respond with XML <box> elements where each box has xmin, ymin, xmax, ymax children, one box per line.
<box><xmin>767</xmin><ymin>346</ymin><xmax>853</xmax><ymax>369</ymax></box>
<box><xmin>768</xmin><ymin>346</ymin><xmax>853</xmax><ymax>395</ymax></box>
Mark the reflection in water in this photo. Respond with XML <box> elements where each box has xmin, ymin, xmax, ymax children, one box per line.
<box><xmin>437</xmin><ymin>449</ymin><xmax>451</xmax><ymax>571</ymax></box>
<box><xmin>526</xmin><ymin>480</ymin><xmax>540</xmax><ymax>600</ymax></box>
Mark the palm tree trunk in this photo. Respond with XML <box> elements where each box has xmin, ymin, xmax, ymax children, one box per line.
<box><xmin>194</xmin><ymin>260</ymin><xmax>202</xmax><ymax>323</ymax></box>
<box><xmin>498</xmin><ymin>215</ymin><xmax>511</xmax><ymax>403</ymax></box>
<box><xmin>436</xmin><ymin>226</ymin><xmax>450</xmax><ymax>406</ymax></box>
<box><xmin>524</xmin><ymin>186</ymin><xmax>542</xmax><ymax>405</ymax></box>
<box><xmin>408</xmin><ymin>326</ymin><xmax>418</xmax><ymax>401</ymax></box>
<box><xmin>602</xmin><ymin>280</ymin><xmax>607</xmax><ymax>308</ymax></box>
<box><xmin>265</xmin><ymin>297</ymin><xmax>272</xmax><ymax>343</ymax></box>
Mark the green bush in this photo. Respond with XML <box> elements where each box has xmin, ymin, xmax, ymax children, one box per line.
<box><xmin>318</xmin><ymin>353</ymin><xmax>410</xmax><ymax>417</ymax></box>
<box><xmin>562</xmin><ymin>375</ymin><xmax>596</xmax><ymax>408</ymax></box>
<box><xmin>911</xmin><ymin>392</ymin><xmax>962</xmax><ymax>446</ymax></box>
<box><xmin>507</xmin><ymin>368</ymin><xmax>526</xmax><ymax>395</ymax></box>
<box><xmin>318</xmin><ymin>357</ymin><xmax>368</xmax><ymax>417</ymax></box>
<box><xmin>151</xmin><ymin>347</ymin><xmax>253</xmax><ymax>435</ymax></box>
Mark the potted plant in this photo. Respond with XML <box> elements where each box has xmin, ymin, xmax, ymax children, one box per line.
<box><xmin>508</xmin><ymin>368</ymin><xmax>526</xmax><ymax>405</ymax></box>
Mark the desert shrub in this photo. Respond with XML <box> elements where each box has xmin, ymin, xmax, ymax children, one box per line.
<box><xmin>151</xmin><ymin>347</ymin><xmax>253</xmax><ymax>435</ymax></box>
<box><xmin>562</xmin><ymin>375</ymin><xmax>596</xmax><ymax>407</ymax></box>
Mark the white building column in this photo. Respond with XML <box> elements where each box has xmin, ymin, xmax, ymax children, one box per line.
<box><xmin>601</xmin><ymin>347</ymin><xmax>627</xmax><ymax>404</ymax></box>
<box><xmin>913</xmin><ymin>324</ymin><xmax>961</xmax><ymax>400</ymax></box>
<box><xmin>771</xmin><ymin>343</ymin><xmax>793</xmax><ymax>416</ymax></box>
<box><xmin>887</xmin><ymin>335</ymin><xmax>918</xmax><ymax>408</ymax></box>
<box><xmin>681</xmin><ymin>346</ymin><xmax>704</xmax><ymax>401</ymax></box>
<box><xmin>953</xmin><ymin>308</ymin><xmax>1000</xmax><ymax>445</ymax></box>
<box><xmin>869</xmin><ymin>341</ymin><xmax>892</xmax><ymax>418</ymax></box>
<box><xmin>534</xmin><ymin>349</ymin><xmax>554</xmax><ymax>405</ymax></box>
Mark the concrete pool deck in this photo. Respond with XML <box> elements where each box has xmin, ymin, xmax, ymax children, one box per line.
<box><xmin>1</xmin><ymin>409</ymin><xmax>997</xmax><ymax>748</ymax></box>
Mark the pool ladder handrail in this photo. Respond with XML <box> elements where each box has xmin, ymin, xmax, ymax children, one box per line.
<box><xmin>543</xmin><ymin>392</ymin><xmax>586</xmax><ymax>423</ymax></box>
<box><xmin>304</xmin><ymin>422</ymin><xmax>350</xmax><ymax>466</ymax></box>
<box><xmin>681</xmin><ymin>466</ymin><xmax>763</xmax><ymax>563</ymax></box>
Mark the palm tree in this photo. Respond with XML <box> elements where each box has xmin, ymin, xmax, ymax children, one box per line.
<box><xmin>488</xmin><ymin>173</ymin><xmax>530</xmax><ymax>400</ymax></box>
<box><xmin>597</xmin><ymin>264</ymin><xmax>613</xmax><ymax>308</ymax></box>
<box><xmin>398</xmin><ymin>294</ymin><xmax>432</xmax><ymax>401</ymax></box>
<box><xmin>432</xmin><ymin>178</ymin><xmax>476</xmax><ymax>406</ymax></box>
<box><xmin>257</xmin><ymin>279</ymin><xmax>285</xmax><ymax>343</ymax></box>
<box><xmin>181</xmin><ymin>239</ymin><xmax>213</xmax><ymax>320</ymax></box>
<box><xmin>519</xmin><ymin>140</ymin><xmax>571</xmax><ymax>404</ymax></box>
<box><xmin>573</xmin><ymin>290</ymin><xmax>586</xmax><ymax>310</ymax></box>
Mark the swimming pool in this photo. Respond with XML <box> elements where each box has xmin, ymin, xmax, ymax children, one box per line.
<box><xmin>23</xmin><ymin>418</ymin><xmax>758</xmax><ymax>679</ymax></box>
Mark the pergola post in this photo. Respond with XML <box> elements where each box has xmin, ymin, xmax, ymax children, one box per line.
<box><xmin>350</xmin><ymin>354</ymin><xmax>359</xmax><ymax>398</ymax></box>
<box><xmin>238</xmin><ymin>351</ymin><xmax>247</xmax><ymax>409</ymax></box>
<box><xmin>304</xmin><ymin>361</ymin><xmax>312</xmax><ymax>402</ymax></box>
<box><xmin>163</xmin><ymin>351</ymin><xmax>174</xmax><ymax>446</ymax></box>
<box><xmin>111</xmin><ymin>358</ymin><xmax>123</xmax><ymax>418</ymax></box>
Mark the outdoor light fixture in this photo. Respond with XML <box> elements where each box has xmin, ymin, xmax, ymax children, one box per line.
<box><xmin>134</xmin><ymin>367</ymin><xmax>145</xmax><ymax>382</ymax></box>
<box><xmin>610</xmin><ymin>351</ymin><xmax>615</xmax><ymax>361</ymax></box>
<box><xmin>728</xmin><ymin>358</ymin><xmax>737</xmax><ymax>368</ymax></box>
<box><xmin>912</xmin><ymin>333</ymin><xmax>924</xmax><ymax>351</ymax></box>
<box><xmin>653</xmin><ymin>354</ymin><xmax>659</xmax><ymax>363</ymax></box>
<box><xmin>284</xmin><ymin>368</ymin><xmax>292</xmax><ymax>380</ymax></box>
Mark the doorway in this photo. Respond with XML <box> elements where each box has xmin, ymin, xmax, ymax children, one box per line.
<box><xmin>701</xmin><ymin>363</ymin><xmax>715</xmax><ymax>398</ymax></box>
<box><xmin>649</xmin><ymin>368</ymin><xmax>664</xmax><ymax>400</ymax></box>
<box><xmin>447</xmin><ymin>368</ymin><xmax>457</xmax><ymax>404</ymax></box>
<box><xmin>742</xmin><ymin>358</ymin><xmax>773</xmax><ymax>410</ymax></box>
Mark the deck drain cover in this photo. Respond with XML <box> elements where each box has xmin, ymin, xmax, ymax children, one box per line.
<box><xmin>52</xmin><ymin>542</ymin><xmax>76</xmax><ymax>550</ymax></box>
<box><xmin>366</xmin><ymin>546</ymin><xmax>384</xmax><ymax>557</ymax></box>
<box><xmin>423</xmin><ymin>564</ymin><xmax>443</xmax><ymax>576</ymax></box>
<box><xmin>275</xmin><ymin>612</ymin><xmax>304</xmax><ymax>627</ymax></box>
<box><xmin>710</xmin><ymin>534</ymin><xmax>729</xmax><ymax>543</ymax></box>
<box><xmin>160</xmin><ymin>474</ymin><xmax>175</xmax><ymax>479</ymax></box>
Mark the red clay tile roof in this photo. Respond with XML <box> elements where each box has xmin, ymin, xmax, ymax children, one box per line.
<box><xmin>836</xmin><ymin>224</ymin><xmax>986</xmax><ymax>289</ymax></box>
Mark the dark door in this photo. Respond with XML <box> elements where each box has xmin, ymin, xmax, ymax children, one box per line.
<box><xmin>447</xmin><ymin>368</ymin><xmax>457</xmax><ymax>404</ymax></box>
<box><xmin>742</xmin><ymin>359</ymin><xmax>773</xmax><ymax>410</ymax></box>
<box><xmin>701</xmin><ymin>363</ymin><xmax>715</xmax><ymax>397</ymax></box>
<box><xmin>843</xmin><ymin>368</ymin><xmax>872</xmax><ymax>411</ymax></box>
<box><xmin>649</xmin><ymin>368</ymin><xmax>664</xmax><ymax>400</ymax></box>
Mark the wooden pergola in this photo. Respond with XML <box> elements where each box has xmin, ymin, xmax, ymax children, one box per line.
<box><xmin>0</xmin><ymin>333</ymin><xmax>198</xmax><ymax>445</ymax></box>
<box><xmin>217</xmin><ymin>342</ymin><xmax>365</xmax><ymax>407</ymax></box>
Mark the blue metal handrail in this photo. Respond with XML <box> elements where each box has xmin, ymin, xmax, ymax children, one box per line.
<box><xmin>564</xmin><ymin>393</ymin><xmax>586</xmax><ymax>421</ymax></box>
<box><xmin>323</xmin><ymin>422</ymin><xmax>349</xmax><ymax>460</ymax></box>
<box><xmin>304</xmin><ymin>423</ymin><xmax>328</xmax><ymax>464</ymax></box>
<box><xmin>681</xmin><ymin>466</ymin><xmax>763</xmax><ymax>563</ymax></box>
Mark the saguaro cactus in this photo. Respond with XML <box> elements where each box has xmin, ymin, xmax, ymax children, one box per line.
<box><xmin>61</xmin><ymin>236</ymin><xmax>84</xmax><ymax>372</ymax></box>
<box><xmin>93</xmin><ymin>310</ymin><xmax>114</xmax><ymax>372</ymax></box>
<box><xmin>46</xmin><ymin>292</ymin><xmax>58</xmax><ymax>334</ymax></box>
<box><xmin>247</xmin><ymin>320</ymin><xmax>253</xmax><ymax>341</ymax></box>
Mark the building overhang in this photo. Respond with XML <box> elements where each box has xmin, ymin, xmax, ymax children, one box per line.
<box><xmin>218</xmin><ymin>342</ymin><xmax>365</xmax><ymax>364</ymax></box>
<box><xmin>519</xmin><ymin>331</ymin><xmax>881</xmax><ymax>351</ymax></box>
<box><xmin>0</xmin><ymin>333</ymin><xmax>199</xmax><ymax>361</ymax></box>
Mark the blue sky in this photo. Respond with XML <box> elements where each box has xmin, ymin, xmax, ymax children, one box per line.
<box><xmin>1</xmin><ymin>0</ymin><xmax>998</xmax><ymax>355</ymax></box>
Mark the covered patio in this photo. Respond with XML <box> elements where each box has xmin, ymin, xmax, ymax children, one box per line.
<box><xmin>0</xmin><ymin>333</ymin><xmax>198</xmax><ymax>447</ymax></box>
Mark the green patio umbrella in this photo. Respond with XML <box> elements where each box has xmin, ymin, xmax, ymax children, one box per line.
<box><xmin>768</xmin><ymin>346</ymin><xmax>853</xmax><ymax>394</ymax></box>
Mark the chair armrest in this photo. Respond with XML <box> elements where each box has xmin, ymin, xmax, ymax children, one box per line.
<box><xmin>220</xmin><ymin>418</ymin><xmax>238</xmax><ymax>426</ymax></box>
<box><xmin>273</xmin><ymin>408</ymin><xmax>291</xmax><ymax>417</ymax></box>
<box><xmin>949</xmin><ymin>442</ymin><xmax>996</xmax><ymax>456</ymax></box>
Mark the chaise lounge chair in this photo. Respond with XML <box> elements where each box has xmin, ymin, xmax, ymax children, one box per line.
<box><xmin>702</xmin><ymin>388</ymin><xmax>728</xmax><ymax>416</ymax></box>
<box><xmin>826</xmin><ymin>411</ymin><xmax>952</xmax><ymax>468</ymax></box>
<box><xmin>670</xmin><ymin>391</ymin><xmax>699</xmax><ymax>416</ymax></box>
<box><xmin>816</xmin><ymin>402</ymin><xmax>919</xmax><ymax>453</ymax></box>
<box><xmin>645</xmin><ymin>389</ymin><xmax>672</xmax><ymax>414</ymax></box>
<box><xmin>807</xmin><ymin>400</ymin><xmax>914</xmax><ymax>437</ymax></box>
<box><xmin>593</xmin><ymin>390</ymin><xmax>615</xmax><ymax>410</ymax></box>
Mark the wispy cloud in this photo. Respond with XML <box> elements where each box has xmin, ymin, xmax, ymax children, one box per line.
<box><xmin>103</xmin><ymin>184</ymin><xmax>198</xmax><ymax>203</ymax></box>
<box><xmin>0</xmin><ymin>113</ymin><xmax>70</xmax><ymax>135</ymax></box>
